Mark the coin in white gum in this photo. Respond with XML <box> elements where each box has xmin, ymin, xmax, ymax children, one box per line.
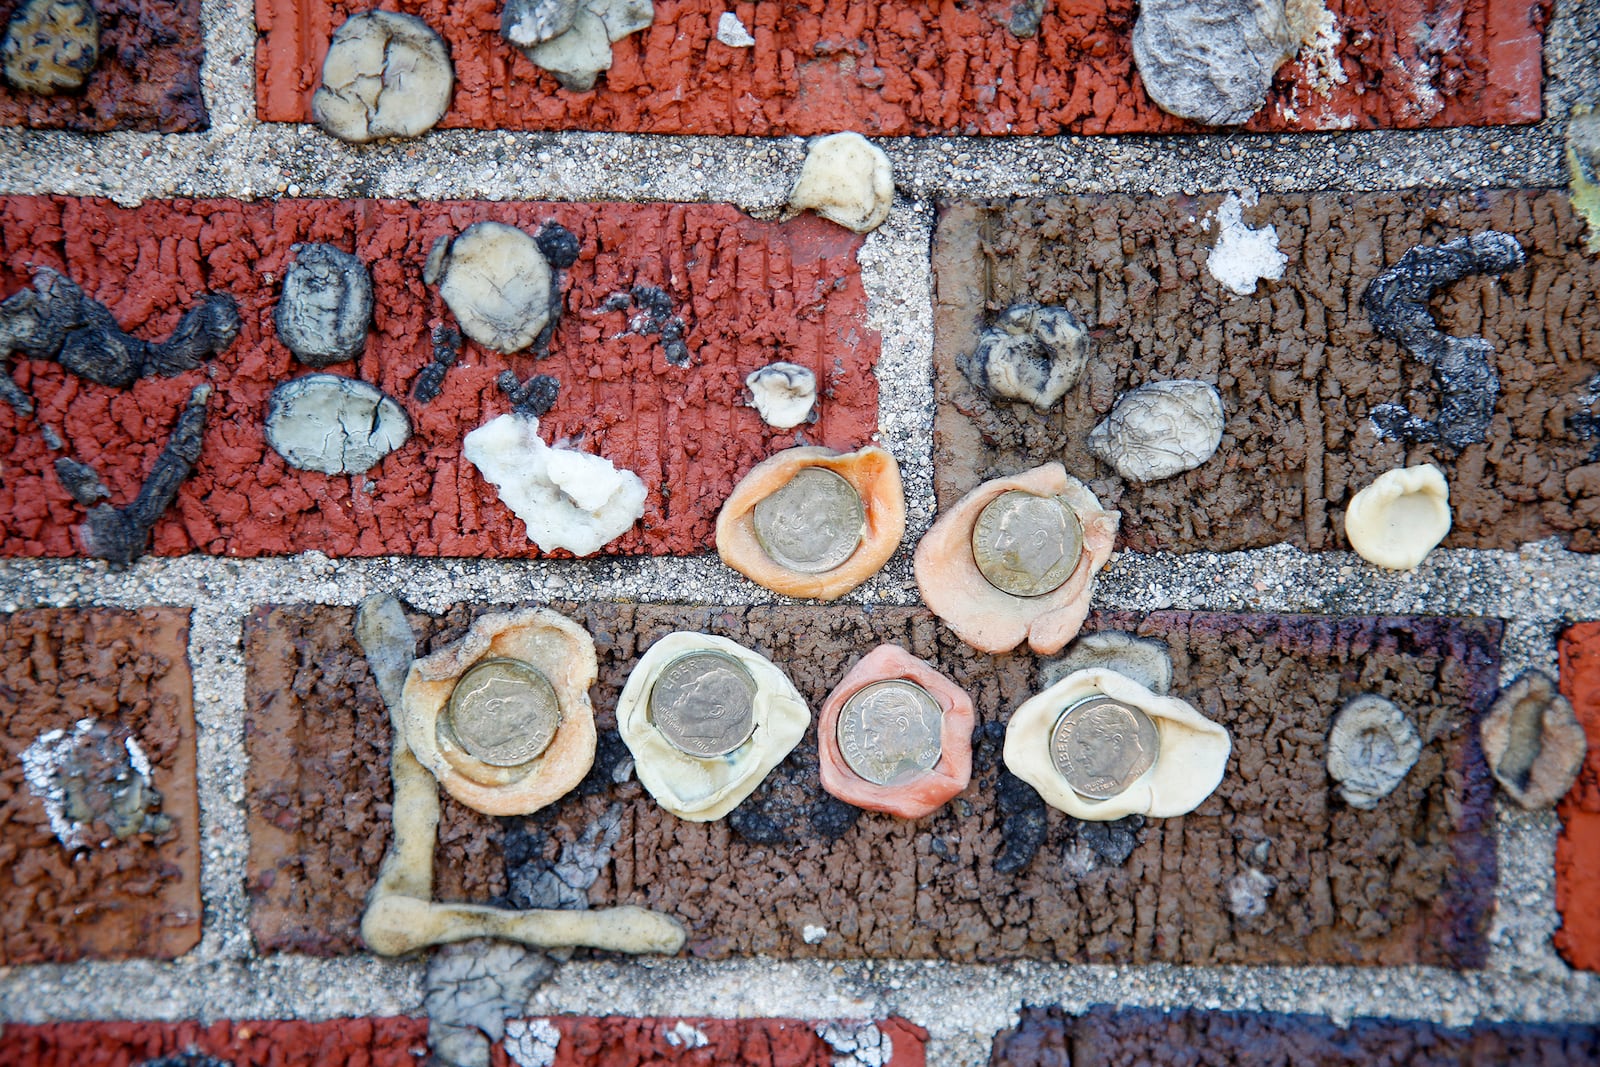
<box><xmin>617</xmin><ymin>632</ymin><xmax>811</xmax><ymax>821</ymax></box>
<box><xmin>1003</xmin><ymin>667</ymin><xmax>1230</xmax><ymax>820</ymax></box>
<box><xmin>1343</xmin><ymin>463</ymin><xmax>1452</xmax><ymax>571</ymax></box>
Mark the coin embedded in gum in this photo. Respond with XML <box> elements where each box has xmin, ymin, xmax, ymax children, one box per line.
<box><xmin>817</xmin><ymin>643</ymin><xmax>977</xmax><ymax>819</ymax></box>
<box><xmin>400</xmin><ymin>608</ymin><xmax>598</xmax><ymax>816</ymax></box>
<box><xmin>1003</xmin><ymin>667</ymin><xmax>1230</xmax><ymax>820</ymax></box>
<box><xmin>716</xmin><ymin>445</ymin><xmax>906</xmax><ymax>600</ymax></box>
<box><xmin>617</xmin><ymin>632</ymin><xmax>811</xmax><ymax>822</ymax></box>
<box><xmin>915</xmin><ymin>463</ymin><xmax>1120</xmax><ymax>655</ymax></box>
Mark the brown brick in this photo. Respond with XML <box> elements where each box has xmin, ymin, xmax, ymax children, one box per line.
<box><xmin>933</xmin><ymin>190</ymin><xmax>1600</xmax><ymax>553</ymax></box>
<box><xmin>511</xmin><ymin>1015</ymin><xmax>926</xmax><ymax>1065</ymax></box>
<box><xmin>0</xmin><ymin>1018</ymin><xmax>429</xmax><ymax>1067</ymax></box>
<box><xmin>244</xmin><ymin>602</ymin><xmax>1500</xmax><ymax>968</ymax></box>
<box><xmin>989</xmin><ymin>1006</ymin><xmax>1600</xmax><ymax>1066</ymax></box>
<box><xmin>255</xmin><ymin>0</ymin><xmax>1547</xmax><ymax>135</ymax></box>
<box><xmin>0</xmin><ymin>608</ymin><xmax>200</xmax><ymax>963</ymax></box>
<box><xmin>0</xmin><ymin>0</ymin><xmax>207</xmax><ymax>132</ymax></box>
<box><xmin>0</xmin><ymin>196</ymin><xmax>878</xmax><ymax>559</ymax></box>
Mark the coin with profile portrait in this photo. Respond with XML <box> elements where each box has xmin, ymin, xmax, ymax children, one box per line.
<box><xmin>752</xmin><ymin>466</ymin><xmax>866</xmax><ymax>574</ymax></box>
<box><xmin>443</xmin><ymin>657</ymin><xmax>562</xmax><ymax>767</ymax></box>
<box><xmin>648</xmin><ymin>649</ymin><xmax>760</xmax><ymax>758</ymax></box>
<box><xmin>1049</xmin><ymin>694</ymin><xmax>1160</xmax><ymax>800</ymax></box>
<box><xmin>837</xmin><ymin>680</ymin><xmax>944</xmax><ymax>786</ymax></box>
<box><xmin>971</xmin><ymin>490</ymin><xmax>1084</xmax><ymax>598</ymax></box>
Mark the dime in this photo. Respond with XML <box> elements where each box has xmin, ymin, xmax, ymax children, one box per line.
<box><xmin>649</xmin><ymin>650</ymin><xmax>759</xmax><ymax>758</ymax></box>
<box><xmin>444</xmin><ymin>657</ymin><xmax>562</xmax><ymax>767</ymax></box>
<box><xmin>972</xmin><ymin>490</ymin><xmax>1085</xmax><ymax>597</ymax></box>
<box><xmin>1049</xmin><ymin>695</ymin><xmax>1160</xmax><ymax>800</ymax></box>
<box><xmin>752</xmin><ymin>466</ymin><xmax>866</xmax><ymax>574</ymax></box>
<box><xmin>837</xmin><ymin>680</ymin><xmax>945</xmax><ymax>786</ymax></box>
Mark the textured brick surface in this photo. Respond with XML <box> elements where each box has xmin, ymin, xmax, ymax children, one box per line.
<box><xmin>933</xmin><ymin>190</ymin><xmax>1600</xmax><ymax>553</ymax></box>
<box><xmin>505</xmin><ymin>1015</ymin><xmax>926</xmax><ymax>1065</ymax></box>
<box><xmin>988</xmin><ymin>1005</ymin><xmax>1600</xmax><ymax>1065</ymax></box>
<box><xmin>244</xmin><ymin>602</ymin><xmax>1500</xmax><ymax>967</ymax></box>
<box><xmin>1557</xmin><ymin>621</ymin><xmax>1600</xmax><ymax>972</ymax></box>
<box><xmin>255</xmin><ymin>0</ymin><xmax>1547</xmax><ymax>135</ymax></box>
<box><xmin>0</xmin><ymin>196</ymin><xmax>877</xmax><ymax>559</ymax></box>
<box><xmin>0</xmin><ymin>1018</ymin><xmax>430</xmax><ymax>1066</ymax></box>
<box><xmin>0</xmin><ymin>0</ymin><xmax>207</xmax><ymax>131</ymax></box>
<box><xmin>0</xmin><ymin>608</ymin><xmax>200</xmax><ymax>964</ymax></box>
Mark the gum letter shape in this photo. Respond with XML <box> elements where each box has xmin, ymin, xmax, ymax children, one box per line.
<box><xmin>1004</xmin><ymin>667</ymin><xmax>1230</xmax><ymax>820</ymax></box>
<box><xmin>818</xmin><ymin>643</ymin><xmax>976</xmax><ymax>819</ymax></box>
<box><xmin>914</xmin><ymin>463</ymin><xmax>1119</xmax><ymax>655</ymax></box>
<box><xmin>401</xmin><ymin>607</ymin><xmax>597</xmax><ymax>816</ymax></box>
<box><xmin>716</xmin><ymin>445</ymin><xmax>905</xmax><ymax>600</ymax></box>
<box><xmin>616</xmin><ymin>632</ymin><xmax>810</xmax><ymax>822</ymax></box>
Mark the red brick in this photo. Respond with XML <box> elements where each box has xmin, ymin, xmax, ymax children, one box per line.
<box><xmin>0</xmin><ymin>0</ymin><xmax>207</xmax><ymax>132</ymax></box>
<box><xmin>0</xmin><ymin>608</ymin><xmax>200</xmax><ymax>964</ymax></box>
<box><xmin>1556</xmin><ymin>622</ymin><xmax>1600</xmax><ymax>971</ymax></box>
<box><xmin>0</xmin><ymin>196</ymin><xmax>878</xmax><ymax>559</ymax></box>
<box><xmin>0</xmin><ymin>1018</ymin><xmax>429</xmax><ymax>1067</ymax></box>
<box><xmin>256</xmin><ymin>0</ymin><xmax>1547</xmax><ymax>136</ymax></box>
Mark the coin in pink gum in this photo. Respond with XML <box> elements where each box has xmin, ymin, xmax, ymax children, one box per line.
<box><xmin>913</xmin><ymin>462</ymin><xmax>1120</xmax><ymax>655</ymax></box>
<box><xmin>818</xmin><ymin>644</ymin><xmax>976</xmax><ymax>818</ymax></box>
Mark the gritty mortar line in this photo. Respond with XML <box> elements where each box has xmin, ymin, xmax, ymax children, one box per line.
<box><xmin>196</xmin><ymin>0</ymin><xmax>258</xmax><ymax>132</ymax></box>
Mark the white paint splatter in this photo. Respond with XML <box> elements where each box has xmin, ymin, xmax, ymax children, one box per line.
<box><xmin>802</xmin><ymin>923</ymin><xmax>828</xmax><ymax>944</ymax></box>
<box><xmin>19</xmin><ymin>718</ymin><xmax>155</xmax><ymax>850</ymax></box>
<box><xmin>1205</xmin><ymin>194</ymin><xmax>1288</xmax><ymax>296</ymax></box>
<box><xmin>816</xmin><ymin>1021</ymin><xmax>893</xmax><ymax>1067</ymax></box>
<box><xmin>504</xmin><ymin>1018</ymin><xmax>561</xmax><ymax>1067</ymax></box>
<box><xmin>716</xmin><ymin>11</ymin><xmax>755</xmax><ymax>47</ymax></box>
<box><xmin>664</xmin><ymin>1021</ymin><xmax>708</xmax><ymax>1048</ymax></box>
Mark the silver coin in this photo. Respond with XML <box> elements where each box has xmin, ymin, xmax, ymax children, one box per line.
<box><xmin>752</xmin><ymin>466</ymin><xmax>866</xmax><ymax>574</ymax></box>
<box><xmin>444</xmin><ymin>657</ymin><xmax>562</xmax><ymax>767</ymax></box>
<box><xmin>972</xmin><ymin>490</ymin><xmax>1085</xmax><ymax>598</ymax></box>
<box><xmin>837</xmin><ymin>680</ymin><xmax>945</xmax><ymax>786</ymax></box>
<box><xmin>648</xmin><ymin>649</ymin><xmax>759</xmax><ymax>758</ymax></box>
<box><xmin>1049</xmin><ymin>695</ymin><xmax>1160</xmax><ymax>800</ymax></box>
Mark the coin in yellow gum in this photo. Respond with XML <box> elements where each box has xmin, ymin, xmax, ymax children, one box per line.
<box><xmin>1004</xmin><ymin>667</ymin><xmax>1230</xmax><ymax>821</ymax></box>
<box><xmin>715</xmin><ymin>445</ymin><xmax>906</xmax><ymax>601</ymax></box>
<box><xmin>616</xmin><ymin>632</ymin><xmax>811</xmax><ymax>822</ymax></box>
<box><xmin>817</xmin><ymin>644</ymin><xmax>976</xmax><ymax>819</ymax></box>
<box><xmin>914</xmin><ymin>462</ymin><xmax>1120</xmax><ymax>655</ymax></box>
<box><xmin>400</xmin><ymin>607</ymin><xmax>597</xmax><ymax>816</ymax></box>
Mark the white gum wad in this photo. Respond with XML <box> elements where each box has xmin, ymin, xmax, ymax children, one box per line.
<box><xmin>914</xmin><ymin>462</ymin><xmax>1119</xmax><ymax>655</ymax></box>
<box><xmin>616</xmin><ymin>632</ymin><xmax>810</xmax><ymax>821</ymax></box>
<box><xmin>1005</xmin><ymin>667</ymin><xmax>1231</xmax><ymax>821</ymax></box>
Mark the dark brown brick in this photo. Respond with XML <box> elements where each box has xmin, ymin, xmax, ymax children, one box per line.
<box><xmin>244</xmin><ymin>602</ymin><xmax>1500</xmax><ymax>967</ymax></box>
<box><xmin>0</xmin><ymin>1018</ymin><xmax>429</xmax><ymax>1066</ymax></box>
<box><xmin>0</xmin><ymin>608</ymin><xmax>200</xmax><ymax>963</ymax></box>
<box><xmin>933</xmin><ymin>190</ymin><xmax>1600</xmax><ymax>553</ymax></box>
<box><xmin>989</xmin><ymin>1006</ymin><xmax>1600</xmax><ymax>1066</ymax></box>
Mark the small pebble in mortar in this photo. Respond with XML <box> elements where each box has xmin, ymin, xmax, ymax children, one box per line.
<box><xmin>1342</xmin><ymin>464</ymin><xmax>1451</xmax><ymax>571</ymax></box>
<box><xmin>960</xmin><ymin>303</ymin><xmax>1090</xmax><ymax>412</ymax></box>
<box><xmin>1480</xmin><ymin>671</ymin><xmax>1588</xmax><ymax>810</ymax></box>
<box><xmin>787</xmin><ymin>132</ymin><xmax>894</xmax><ymax>234</ymax></box>
<box><xmin>1206</xmin><ymin>194</ymin><xmax>1288</xmax><ymax>295</ymax></box>
<box><xmin>463</xmin><ymin>413</ymin><xmax>646</xmax><ymax>556</ymax></box>
<box><xmin>745</xmin><ymin>362</ymin><xmax>816</xmax><ymax>428</ymax></box>
<box><xmin>1132</xmin><ymin>0</ymin><xmax>1298</xmax><ymax>125</ymax></box>
<box><xmin>1325</xmin><ymin>694</ymin><xmax>1421</xmax><ymax>809</ymax></box>
<box><xmin>314</xmin><ymin>11</ymin><xmax>454</xmax><ymax>143</ymax></box>
<box><xmin>1088</xmin><ymin>380</ymin><xmax>1225</xmax><ymax>483</ymax></box>
<box><xmin>274</xmin><ymin>244</ymin><xmax>374</xmax><ymax>367</ymax></box>
<box><xmin>265</xmin><ymin>374</ymin><xmax>411</xmax><ymax>476</ymax></box>
<box><xmin>1</xmin><ymin>0</ymin><xmax>98</xmax><ymax>95</ymax></box>
<box><xmin>436</xmin><ymin>221</ymin><xmax>555</xmax><ymax>355</ymax></box>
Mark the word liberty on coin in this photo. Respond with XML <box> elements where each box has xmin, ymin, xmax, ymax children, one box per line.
<box><xmin>649</xmin><ymin>650</ymin><xmax>759</xmax><ymax>757</ymax></box>
<box><xmin>752</xmin><ymin>466</ymin><xmax>866</xmax><ymax>573</ymax></box>
<box><xmin>444</xmin><ymin>657</ymin><xmax>562</xmax><ymax>767</ymax></box>
<box><xmin>972</xmin><ymin>490</ymin><xmax>1084</xmax><ymax>597</ymax></box>
<box><xmin>838</xmin><ymin>680</ymin><xmax>944</xmax><ymax>786</ymax></box>
<box><xmin>1050</xmin><ymin>694</ymin><xmax>1160</xmax><ymax>800</ymax></box>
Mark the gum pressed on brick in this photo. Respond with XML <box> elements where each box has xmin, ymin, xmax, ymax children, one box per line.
<box><xmin>244</xmin><ymin>602</ymin><xmax>1500</xmax><ymax>968</ymax></box>
<box><xmin>0</xmin><ymin>608</ymin><xmax>201</xmax><ymax>964</ymax></box>
<box><xmin>933</xmin><ymin>191</ymin><xmax>1600</xmax><ymax>553</ymax></box>
<box><xmin>989</xmin><ymin>1006</ymin><xmax>1600</xmax><ymax>1065</ymax></box>
<box><xmin>0</xmin><ymin>196</ymin><xmax>878</xmax><ymax>559</ymax></box>
<box><xmin>255</xmin><ymin>0</ymin><xmax>1547</xmax><ymax>135</ymax></box>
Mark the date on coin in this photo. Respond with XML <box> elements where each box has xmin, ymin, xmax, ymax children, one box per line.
<box><xmin>972</xmin><ymin>490</ymin><xmax>1084</xmax><ymax>598</ymax></box>
<box><xmin>1049</xmin><ymin>695</ymin><xmax>1159</xmax><ymax>800</ymax></box>
<box><xmin>838</xmin><ymin>679</ymin><xmax>945</xmax><ymax>786</ymax></box>
<box><xmin>649</xmin><ymin>649</ymin><xmax>759</xmax><ymax>758</ymax></box>
<box><xmin>443</xmin><ymin>657</ymin><xmax>562</xmax><ymax>767</ymax></box>
<box><xmin>752</xmin><ymin>466</ymin><xmax>866</xmax><ymax>574</ymax></box>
